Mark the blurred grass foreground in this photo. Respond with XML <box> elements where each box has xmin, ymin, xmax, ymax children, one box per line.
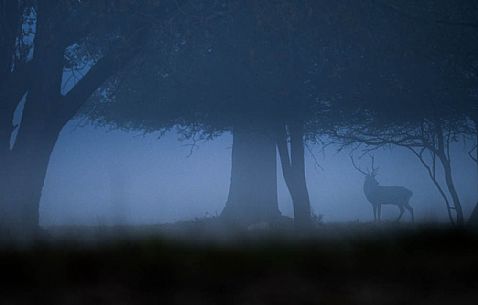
<box><xmin>1</xmin><ymin>221</ymin><xmax>478</xmax><ymax>305</ymax></box>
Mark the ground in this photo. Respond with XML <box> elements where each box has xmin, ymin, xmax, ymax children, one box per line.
<box><xmin>0</xmin><ymin>220</ymin><xmax>477</xmax><ymax>305</ymax></box>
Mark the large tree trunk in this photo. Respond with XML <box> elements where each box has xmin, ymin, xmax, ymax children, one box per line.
<box><xmin>289</xmin><ymin>123</ymin><xmax>312</xmax><ymax>228</ymax></box>
<box><xmin>0</xmin><ymin>0</ymin><xmax>24</xmax><ymax>184</ymax></box>
<box><xmin>0</xmin><ymin>7</ymin><xmax>65</xmax><ymax>236</ymax></box>
<box><xmin>221</xmin><ymin>122</ymin><xmax>281</xmax><ymax>224</ymax></box>
<box><xmin>0</xmin><ymin>127</ymin><xmax>60</xmax><ymax>236</ymax></box>
<box><xmin>276</xmin><ymin>122</ymin><xmax>311</xmax><ymax>229</ymax></box>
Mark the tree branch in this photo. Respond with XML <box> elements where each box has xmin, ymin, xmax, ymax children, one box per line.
<box><xmin>57</xmin><ymin>0</ymin><xmax>189</xmax><ymax>125</ymax></box>
<box><xmin>406</xmin><ymin>146</ymin><xmax>455</xmax><ymax>224</ymax></box>
<box><xmin>469</xmin><ymin>144</ymin><xmax>478</xmax><ymax>164</ymax></box>
<box><xmin>59</xmin><ymin>26</ymin><xmax>148</xmax><ymax>124</ymax></box>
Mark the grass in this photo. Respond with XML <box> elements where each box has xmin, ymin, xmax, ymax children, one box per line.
<box><xmin>0</xmin><ymin>221</ymin><xmax>477</xmax><ymax>304</ymax></box>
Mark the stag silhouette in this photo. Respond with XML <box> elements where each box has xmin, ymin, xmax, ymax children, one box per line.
<box><xmin>351</xmin><ymin>156</ymin><xmax>414</xmax><ymax>223</ymax></box>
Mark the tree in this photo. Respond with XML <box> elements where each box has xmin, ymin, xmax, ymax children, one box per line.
<box><xmin>85</xmin><ymin>0</ymin><xmax>476</xmax><ymax>228</ymax></box>
<box><xmin>0</xmin><ymin>1</ymin><xmax>30</xmax><ymax>185</ymax></box>
<box><xmin>86</xmin><ymin>0</ymin><xmax>319</xmax><ymax>226</ymax></box>
<box><xmin>323</xmin><ymin>0</ymin><xmax>476</xmax><ymax>225</ymax></box>
<box><xmin>368</xmin><ymin>0</ymin><xmax>478</xmax><ymax>225</ymax></box>
<box><xmin>86</xmin><ymin>0</ymin><xmax>419</xmax><ymax>227</ymax></box>
<box><xmin>0</xmin><ymin>0</ymin><xmax>185</xmax><ymax>237</ymax></box>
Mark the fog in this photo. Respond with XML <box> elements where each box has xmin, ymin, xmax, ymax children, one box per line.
<box><xmin>3</xmin><ymin>2</ymin><xmax>478</xmax><ymax>304</ymax></box>
<box><xmin>39</xmin><ymin>120</ymin><xmax>478</xmax><ymax>226</ymax></box>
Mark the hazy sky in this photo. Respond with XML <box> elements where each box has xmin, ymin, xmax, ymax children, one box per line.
<box><xmin>38</xmin><ymin>119</ymin><xmax>478</xmax><ymax>227</ymax></box>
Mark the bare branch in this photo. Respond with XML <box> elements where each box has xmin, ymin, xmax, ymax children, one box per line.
<box><xmin>305</xmin><ymin>143</ymin><xmax>324</xmax><ymax>172</ymax></box>
<box><xmin>469</xmin><ymin>144</ymin><xmax>478</xmax><ymax>164</ymax></box>
<box><xmin>406</xmin><ymin>146</ymin><xmax>455</xmax><ymax>224</ymax></box>
<box><xmin>370</xmin><ymin>155</ymin><xmax>378</xmax><ymax>173</ymax></box>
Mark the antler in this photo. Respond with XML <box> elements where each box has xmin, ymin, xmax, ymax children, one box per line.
<box><xmin>350</xmin><ymin>155</ymin><xmax>368</xmax><ymax>175</ymax></box>
<box><xmin>370</xmin><ymin>155</ymin><xmax>379</xmax><ymax>175</ymax></box>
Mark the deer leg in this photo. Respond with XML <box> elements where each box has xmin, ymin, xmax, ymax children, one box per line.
<box><xmin>373</xmin><ymin>205</ymin><xmax>377</xmax><ymax>222</ymax></box>
<box><xmin>377</xmin><ymin>204</ymin><xmax>382</xmax><ymax>222</ymax></box>
<box><xmin>396</xmin><ymin>205</ymin><xmax>405</xmax><ymax>222</ymax></box>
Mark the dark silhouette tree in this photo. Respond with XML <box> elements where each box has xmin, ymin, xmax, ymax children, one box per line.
<box><xmin>85</xmin><ymin>0</ymin><xmax>477</xmax><ymax>227</ymax></box>
<box><xmin>0</xmin><ymin>0</ymin><xmax>185</xmax><ymax>236</ymax></box>
<box><xmin>86</xmin><ymin>1</ymin><xmax>366</xmax><ymax>227</ymax></box>
<box><xmin>86</xmin><ymin>1</ymin><xmax>319</xmax><ymax>226</ymax></box>
<box><xmin>325</xmin><ymin>0</ymin><xmax>477</xmax><ymax>225</ymax></box>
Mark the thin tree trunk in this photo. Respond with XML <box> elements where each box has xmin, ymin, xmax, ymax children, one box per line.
<box><xmin>469</xmin><ymin>203</ymin><xmax>478</xmax><ymax>227</ymax></box>
<box><xmin>277</xmin><ymin>122</ymin><xmax>311</xmax><ymax>229</ymax></box>
<box><xmin>222</xmin><ymin>122</ymin><xmax>281</xmax><ymax>225</ymax></box>
<box><xmin>440</xmin><ymin>157</ymin><xmax>464</xmax><ymax>225</ymax></box>
<box><xmin>467</xmin><ymin>121</ymin><xmax>478</xmax><ymax>226</ymax></box>
<box><xmin>433</xmin><ymin>122</ymin><xmax>464</xmax><ymax>225</ymax></box>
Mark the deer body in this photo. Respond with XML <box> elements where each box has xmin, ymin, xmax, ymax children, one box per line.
<box><xmin>352</xmin><ymin>156</ymin><xmax>414</xmax><ymax>223</ymax></box>
<box><xmin>363</xmin><ymin>175</ymin><xmax>414</xmax><ymax>222</ymax></box>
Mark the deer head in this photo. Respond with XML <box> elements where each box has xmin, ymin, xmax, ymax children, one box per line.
<box><xmin>350</xmin><ymin>155</ymin><xmax>380</xmax><ymax>187</ymax></box>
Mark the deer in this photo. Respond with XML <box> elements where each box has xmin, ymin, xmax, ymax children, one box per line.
<box><xmin>351</xmin><ymin>156</ymin><xmax>414</xmax><ymax>223</ymax></box>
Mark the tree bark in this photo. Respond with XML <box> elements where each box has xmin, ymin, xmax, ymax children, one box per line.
<box><xmin>0</xmin><ymin>128</ymin><xmax>60</xmax><ymax>236</ymax></box>
<box><xmin>0</xmin><ymin>0</ymin><xmax>25</xmax><ymax>184</ymax></box>
<box><xmin>467</xmin><ymin>120</ymin><xmax>478</xmax><ymax>226</ymax></box>
<box><xmin>0</xmin><ymin>1</ymin><xmax>21</xmax><ymax>81</ymax></box>
<box><xmin>0</xmin><ymin>24</ymin><xmax>65</xmax><ymax>235</ymax></box>
<box><xmin>0</xmin><ymin>0</ymin><xmax>68</xmax><ymax>236</ymax></box>
<box><xmin>435</xmin><ymin>123</ymin><xmax>464</xmax><ymax>225</ymax></box>
<box><xmin>276</xmin><ymin>122</ymin><xmax>311</xmax><ymax>229</ymax></box>
<box><xmin>289</xmin><ymin>122</ymin><xmax>312</xmax><ymax>228</ymax></box>
<box><xmin>469</xmin><ymin>203</ymin><xmax>478</xmax><ymax>227</ymax></box>
<box><xmin>441</xmin><ymin>157</ymin><xmax>464</xmax><ymax>225</ymax></box>
<box><xmin>221</xmin><ymin>122</ymin><xmax>281</xmax><ymax>224</ymax></box>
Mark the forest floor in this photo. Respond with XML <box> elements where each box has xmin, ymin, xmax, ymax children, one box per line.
<box><xmin>1</xmin><ymin>219</ymin><xmax>478</xmax><ymax>305</ymax></box>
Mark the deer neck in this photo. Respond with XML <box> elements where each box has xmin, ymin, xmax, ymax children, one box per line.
<box><xmin>363</xmin><ymin>178</ymin><xmax>379</xmax><ymax>198</ymax></box>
